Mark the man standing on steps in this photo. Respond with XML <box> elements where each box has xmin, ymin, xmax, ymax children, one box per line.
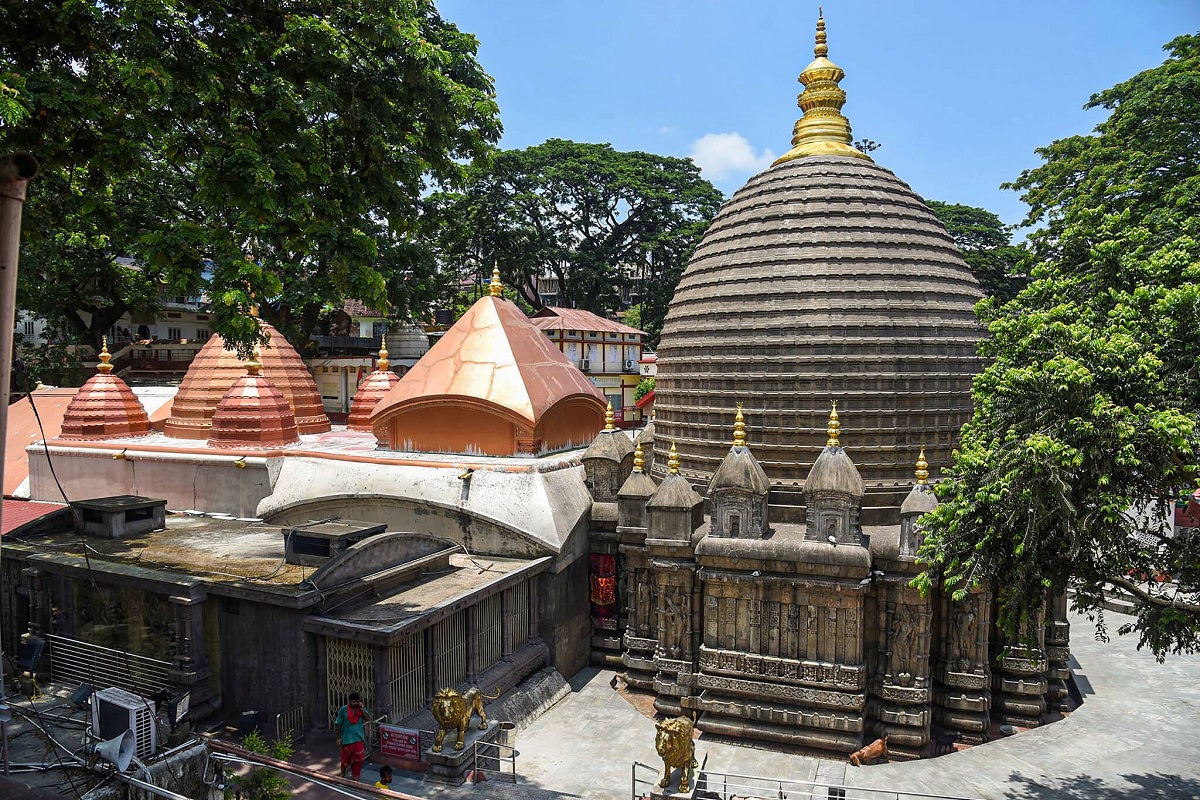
<box><xmin>334</xmin><ymin>692</ymin><xmax>369</xmax><ymax>781</ymax></box>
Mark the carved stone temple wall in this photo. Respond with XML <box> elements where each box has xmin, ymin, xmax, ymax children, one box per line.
<box><xmin>584</xmin><ymin>414</ymin><xmax>1075</xmax><ymax>759</ymax></box>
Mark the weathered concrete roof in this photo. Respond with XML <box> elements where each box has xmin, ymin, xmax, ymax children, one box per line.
<box><xmin>647</xmin><ymin>473</ymin><xmax>703</xmax><ymax>510</ymax></box>
<box><xmin>582</xmin><ymin>428</ymin><xmax>634</xmax><ymax>464</ymax></box>
<box><xmin>653</xmin><ymin>155</ymin><xmax>984</xmax><ymax>493</ymax></box>
<box><xmin>807</xmin><ymin>446</ymin><xmax>865</xmax><ymax>497</ymax></box>
<box><xmin>900</xmin><ymin>483</ymin><xmax>938</xmax><ymax>516</ymax></box>
<box><xmin>708</xmin><ymin>445</ymin><xmax>770</xmax><ymax>494</ymax></box>
<box><xmin>618</xmin><ymin>470</ymin><xmax>658</xmax><ymax>500</ymax></box>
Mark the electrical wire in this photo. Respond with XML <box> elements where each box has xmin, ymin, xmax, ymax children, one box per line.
<box><xmin>10</xmin><ymin>699</ymin><xmax>89</xmax><ymax>799</ymax></box>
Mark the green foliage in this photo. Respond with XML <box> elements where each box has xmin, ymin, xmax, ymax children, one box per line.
<box><xmin>917</xmin><ymin>35</ymin><xmax>1200</xmax><ymax>660</ymax></box>
<box><xmin>926</xmin><ymin>200</ymin><xmax>1028</xmax><ymax>304</ymax></box>
<box><xmin>449</xmin><ymin>283</ymin><xmax>531</xmax><ymax>320</ymax></box>
<box><xmin>634</xmin><ymin>378</ymin><xmax>655</xmax><ymax>403</ymax></box>
<box><xmin>224</xmin><ymin>730</ymin><xmax>293</xmax><ymax>800</ymax></box>
<box><xmin>15</xmin><ymin>339</ymin><xmax>87</xmax><ymax>389</ymax></box>
<box><xmin>431</xmin><ymin>139</ymin><xmax>723</xmax><ymax>348</ymax></box>
<box><xmin>1</xmin><ymin>0</ymin><xmax>500</xmax><ymax>355</ymax></box>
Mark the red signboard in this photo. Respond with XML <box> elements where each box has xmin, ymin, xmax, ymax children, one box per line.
<box><xmin>379</xmin><ymin>724</ymin><xmax>421</xmax><ymax>760</ymax></box>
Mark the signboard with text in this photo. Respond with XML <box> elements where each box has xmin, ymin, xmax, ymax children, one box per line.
<box><xmin>378</xmin><ymin>724</ymin><xmax>421</xmax><ymax>760</ymax></box>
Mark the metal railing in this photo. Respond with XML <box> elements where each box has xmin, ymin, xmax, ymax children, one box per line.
<box><xmin>631</xmin><ymin>762</ymin><xmax>984</xmax><ymax>800</ymax></box>
<box><xmin>47</xmin><ymin>634</ymin><xmax>172</xmax><ymax>697</ymax></box>
<box><xmin>274</xmin><ymin>704</ymin><xmax>307</xmax><ymax>745</ymax></box>
<box><xmin>473</xmin><ymin>738</ymin><xmax>518</xmax><ymax>783</ymax></box>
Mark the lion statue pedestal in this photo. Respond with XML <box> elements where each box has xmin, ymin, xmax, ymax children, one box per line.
<box><xmin>425</xmin><ymin>718</ymin><xmax>500</xmax><ymax>785</ymax></box>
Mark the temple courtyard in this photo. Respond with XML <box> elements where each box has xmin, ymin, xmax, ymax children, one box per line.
<box><xmin>276</xmin><ymin>607</ymin><xmax>1199</xmax><ymax>800</ymax></box>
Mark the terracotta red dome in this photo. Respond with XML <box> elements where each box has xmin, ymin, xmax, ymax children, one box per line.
<box><xmin>347</xmin><ymin>348</ymin><xmax>401</xmax><ymax>432</ymax></box>
<box><xmin>59</xmin><ymin>340</ymin><xmax>151</xmax><ymax>440</ymax></box>
<box><xmin>164</xmin><ymin>320</ymin><xmax>329</xmax><ymax>439</ymax></box>
<box><xmin>208</xmin><ymin>358</ymin><xmax>300</xmax><ymax>449</ymax></box>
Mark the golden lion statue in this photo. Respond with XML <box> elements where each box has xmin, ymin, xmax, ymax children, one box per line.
<box><xmin>431</xmin><ymin>686</ymin><xmax>500</xmax><ymax>752</ymax></box>
<box><xmin>654</xmin><ymin>714</ymin><xmax>697</xmax><ymax>793</ymax></box>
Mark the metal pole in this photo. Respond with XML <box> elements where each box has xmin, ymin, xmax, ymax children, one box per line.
<box><xmin>0</xmin><ymin>151</ymin><xmax>39</xmax><ymax>778</ymax></box>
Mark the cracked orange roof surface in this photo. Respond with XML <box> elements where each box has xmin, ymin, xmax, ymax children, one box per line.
<box><xmin>372</xmin><ymin>296</ymin><xmax>603</xmax><ymax>425</ymax></box>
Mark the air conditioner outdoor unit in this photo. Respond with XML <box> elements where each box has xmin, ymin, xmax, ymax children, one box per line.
<box><xmin>580</xmin><ymin>359</ymin><xmax>591</xmax><ymax>372</ymax></box>
<box><xmin>624</xmin><ymin>360</ymin><xmax>634</xmax><ymax>371</ymax></box>
<box><xmin>92</xmin><ymin>686</ymin><xmax>158</xmax><ymax>761</ymax></box>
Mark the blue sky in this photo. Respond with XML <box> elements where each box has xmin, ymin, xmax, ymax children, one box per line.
<box><xmin>439</xmin><ymin>0</ymin><xmax>1198</xmax><ymax>228</ymax></box>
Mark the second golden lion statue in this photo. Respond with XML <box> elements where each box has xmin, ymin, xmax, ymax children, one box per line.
<box><xmin>654</xmin><ymin>714</ymin><xmax>697</xmax><ymax>793</ymax></box>
<box><xmin>431</xmin><ymin>686</ymin><xmax>500</xmax><ymax>752</ymax></box>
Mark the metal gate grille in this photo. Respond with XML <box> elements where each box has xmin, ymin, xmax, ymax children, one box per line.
<box><xmin>477</xmin><ymin>593</ymin><xmax>503</xmax><ymax>672</ymax></box>
<box><xmin>506</xmin><ymin>580</ymin><xmax>530</xmax><ymax>649</ymax></box>
<box><xmin>47</xmin><ymin>635</ymin><xmax>172</xmax><ymax>697</ymax></box>
<box><xmin>387</xmin><ymin>632</ymin><xmax>426</xmax><ymax>721</ymax></box>
<box><xmin>326</xmin><ymin>637</ymin><xmax>375</xmax><ymax>726</ymax></box>
<box><xmin>433</xmin><ymin>612</ymin><xmax>467</xmax><ymax>690</ymax></box>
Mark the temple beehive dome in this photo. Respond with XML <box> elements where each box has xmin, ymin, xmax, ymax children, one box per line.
<box><xmin>652</xmin><ymin>15</ymin><xmax>984</xmax><ymax>521</ymax></box>
<box><xmin>59</xmin><ymin>338</ymin><xmax>152</xmax><ymax>440</ymax></box>
<box><xmin>164</xmin><ymin>319</ymin><xmax>329</xmax><ymax>439</ymax></box>
<box><xmin>208</xmin><ymin>353</ymin><xmax>300</xmax><ymax>449</ymax></box>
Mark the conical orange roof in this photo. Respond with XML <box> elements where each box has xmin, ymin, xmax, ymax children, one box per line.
<box><xmin>347</xmin><ymin>346</ymin><xmax>401</xmax><ymax>432</ymax></box>
<box><xmin>208</xmin><ymin>357</ymin><xmax>300</xmax><ymax>449</ymax></box>
<box><xmin>59</xmin><ymin>339</ymin><xmax>151</xmax><ymax>441</ymax></box>
<box><xmin>164</xmin><ymin>321</ymin><xmax>329</xmax><ymax>439</ymax></box>
<box><xmin>371</xmin><ymin>295</ymin><xmax>605</xmax><ymax>455</ymax></box>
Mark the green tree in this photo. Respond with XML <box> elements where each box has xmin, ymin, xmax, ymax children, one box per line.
<box><xmin>225</xmin><ymin>730</ymin><xmax>293</xmax><ymax>800</ymax></box>
<box><xmin>926</xmin><ymin>200</ymin><xmax>1027</xmax><ymax>304</ymax></box>
<box><xmin>916</xmin><ymin>35</ymin><xmax>1200</xmax><ymax>659</ymax></box>
<box><xmin>634</xmin><ymin>377</ymin><xmax>655</xmax><ymax>403</ymax></box>
<box><xmin>433</xmin><ymin>139</ymin><xmax>722</xmax><ymax>347</ymax></box>
<box><xmin>1</xmin><ymin>0</ymin><xmax>500</xmax><ymax>355</ymax></box>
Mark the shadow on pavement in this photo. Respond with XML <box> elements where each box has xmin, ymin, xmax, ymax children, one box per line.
<box><xmin>1002</xmin><ymin>772</ymin><xmax>1200</xmax><ymax>800</ymax></box>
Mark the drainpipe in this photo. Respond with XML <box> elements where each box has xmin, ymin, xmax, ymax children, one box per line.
<box><xmin>0</xmin><ymin>151</ymin><xmax>39</xmax><ymax>777</ymax></box>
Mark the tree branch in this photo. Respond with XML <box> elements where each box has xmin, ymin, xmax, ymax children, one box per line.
<box><xmin>1104</xmin><ymin>574</ymin><xmax>1200</xmax><ymax>615</ymax></box>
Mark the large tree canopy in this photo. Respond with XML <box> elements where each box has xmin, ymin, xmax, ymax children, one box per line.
<box><xmin>916</xmin><ymin>35</ymin><xmax>1200</xmax><ymax>659</ymax></box>
<box><xmin>926</xmin><ymin>200</ymin><xmax>1027</xmax><ymax>304</ymax></box>
<box><xmin>1</xmin><ymin>0</ymin><xmax>500</xmax><ymax>354</ymax></box>
<box><xmin>433</xmin><ymin>138</ymin><xmax>723</xmax><ymax>346</ymax></box>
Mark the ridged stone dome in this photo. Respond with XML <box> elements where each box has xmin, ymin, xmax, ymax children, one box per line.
<box><xmin>653</xmin><ymin>156</ymin><xmax>984</xmax><ymax>520</ymax></box>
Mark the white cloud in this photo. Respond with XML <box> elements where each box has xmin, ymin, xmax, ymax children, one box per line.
<box><xmin>688</xmin><ymin>133</ymin><xmax>775</xmax><ymax>181</ymax></box>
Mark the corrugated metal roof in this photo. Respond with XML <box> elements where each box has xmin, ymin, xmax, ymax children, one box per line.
<box><xmin>1</xmin><ymin>498</ymin><xmax>69</xmax><ymax>536</ymax></box>
<box><xmin>530</xmin><ymin>307</ymin><xmax>644</xmax><ymax>336</ymax></box>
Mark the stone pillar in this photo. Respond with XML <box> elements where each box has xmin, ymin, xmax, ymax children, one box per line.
<box><xmin>169</xmin><ymin>593</ymin><xmax>216</xmax><ymax>718</ymax></box>
<box><xmin>21</xmin><ymin>568</ymin><xmax>49</xmax><ymax>636</ymax></box>
<box><xmin>466</xmin><ymin>605</ymin><xmax>479</xmax><ymax>682</ymax></box>
<box><xmin>992</xmin><ymin>604</ymin><xmax>1048</xmax><ymax>728</ymax></box>
<box><xmin>872</xmin><ymin>589</ymin><xmax>933</xmax><ymax>760</ymax></box>
<box><xmin>934</xmin><ymin>590</ymin><xmax>992</xmax><ymax>746</ymax></box>
<box><xmin>1043</xmin><ymin>590</ymin><xmax>1073</xmax><ymax>713</ymax></box>
<box><xmin>373</xmin><ymin>646</ymin><xmax>392</xmax><ymax>723</ymax></box>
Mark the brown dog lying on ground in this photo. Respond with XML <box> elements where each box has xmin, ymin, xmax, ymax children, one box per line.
<box><xmin>849</xmin><ymin>736</ymin><xmax>888</xmax><ymax>766</ymax></box>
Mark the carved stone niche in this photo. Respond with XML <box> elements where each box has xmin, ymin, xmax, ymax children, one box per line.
<box><xmin>804</xmin><ymin>492</ymin><xmax>862</xmax><ymax>546</ymax></box>
<box><xmin>883</xmin><ymin>602</ymin><xmax>930</xmax><ymax>691</ymax></box>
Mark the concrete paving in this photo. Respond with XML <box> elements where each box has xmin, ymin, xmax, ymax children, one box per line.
<box><xmin>283</xmin><ymin>606</ymin><xmax>1200</xmax><ymax>799</ymax></box>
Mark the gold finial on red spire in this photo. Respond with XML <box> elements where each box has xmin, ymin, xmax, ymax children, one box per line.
<box><xmin>489</xmin><ymin>262</ymin><xmax>504</xmax><ymax>297</ymax></box>
<box><xmin>97</xmin><ymin>336</ymin><xmax>113</xmax><ymax>374</ymax></box>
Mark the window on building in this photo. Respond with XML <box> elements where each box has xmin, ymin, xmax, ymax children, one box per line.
<box><xmin>195</xmin><ymin>329</ymin><xmax>210</xmax><ymax>342</ymax></box>
<box><xmin>167</xmin><ymin>327</ymin><xmax>182</xmax><ymax>340</ymax></box>
<box><xmin>23</xmin><ymin>320</ymin><xmax>35</xmax><ymax>336</ymax></box>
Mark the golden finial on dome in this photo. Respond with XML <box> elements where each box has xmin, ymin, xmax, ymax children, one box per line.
<box><xmin>915</xmin><ymin>447</ymin><xmax>929</xmax><ymax>485</ymax></box>
<box><xmin>488</xmin><ymin>262</ymin><xmax>504</xmax><ymax>297</ymax></box>
<box><xmin>604</xmin><ymin>401</ymin><xmax>615</xmax><ymax>430</ymax></box>
<box><xmin>733</xmin><ymin>402</ymin><xmax>747</xmax><ymax>448</ymax></box>
<box><xmin>97</xmin><ymin>336</ymin><xmax>113</xmax><ymax>374</ymax></box>
<box><xmin>633</xmin><ymin>442</ymin><xmax>645</xmax><ymax>473</ymax></box>
<box><xmin>826</xmin><ymin>400</ymin><xmax>841</xmax><ymax>447</ymax></box>
<box><xmin>668</xmin><ymin>441</ymin><xmax>680</xmax><ymax>475</ymax></box>
<box><xmin>246</xmin><ymin>347</ymin><xmax>262</xmax><ymax>376</ymax></box>
<box><xmin>774</xmin><ymin>10</ymin><xmax>871</xmax><ymax>165</ymax></box>
<box><xmin>377</xmin><ymin>344</ymin><xmax>390</xmax><ymax>371</ymax></box>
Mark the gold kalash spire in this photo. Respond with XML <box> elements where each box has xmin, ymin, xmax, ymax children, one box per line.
<box><xmin>97</xmin><ymin>336</ymin><xmax>113</xmax><ymax>374</ymax></box>
<box><xmin>668</xmin><ymin>442</ymin><xmax>681</xmax><ymax>475</ymax></box>
<box><xmin>633</xmin><ymin>442</ymin><xmax>645</xmax><ymax>473</ymax></box>
<box><xmin>826</xmin><ymin>400</ymin><xmax>841</xmax><ymax>447</ymax></box>
<box><xmin>915</xmin><ymin>447</ymin><xmax>929</xmax><ymax>485</ymax></box>
<box><xmin>733</xmin><ymin>403</ymin><xmax>747</xmax><ymax>448</ymax></box>
<box><xmin>604</xmin><ymin>401</ymin><xmax>616</xmax><ymax>431</ymax></box>
<box><xmin>774</xmin><ymin>9</ymin><xmax>871</xmax><ymax>165</ymax></box>
<box><xmin>488</xmin><ymin>263</ymin><xmax>504</xmax><ymax>297</ymax></box>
